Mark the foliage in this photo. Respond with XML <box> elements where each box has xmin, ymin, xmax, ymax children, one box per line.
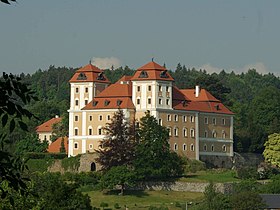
<box><xmin>232</xmin><ymin>179</ymin><xmax>261</xmax><ymax>194</ymax></box>
<box><xmin>96</xmin><ymin>109</ymin><xmax>136</xmax><ymax>171</ymax></box>
<box><xmin>260</xmin><ymin>174</ymin><xmax>280</xmax><ymax>194</ymax></box>
<box><xmin>30</xmin><ymin>172</ymin><xmax>92</xmax><ymax>210</ymax></box>
<box><xmin>263</xmin><ymin>133</ymin><xmax>280</xmax><ymax>167</ymax></box>
<box><xmin>100</xmin><ymin>166</ymin><xmax>137</xmax><ymax>195</ymax></box>
<box><xmin>60</xmin><ymin>137</ymin><xmax>66</xmax><ymax>153</ymax></box>
<box><xmin>235</xmin><ymin>167</ymin><xmax>259</xmax><ymax>180</ymax></box>
<box><xmin>183</xmin><ymin>158</ymin><xmax>206</xmax><ymax>173</ymax></box>
<box><xmin>26</xmin><ymin>158</ymin><xmax>54</xmax><ymax>173</ymax></box>
<box><xmin>61</xmin><ymin>155</ymin><xmax>81</xmax><ymax>171</ymax></box>
<box><xmin>133</xmin><ymin>112</ymin><xmax>184</xmax><ymax>180</ymax></box>
<box><xmin>23</xmin><ymin>152</ymin><xmax>67</xmax><ymax>159</ymax></box>
<box><xmin>231</xmin><ymin>191</ymin><xmax>266</xmax><ymax>210</ymax></box>
<box><xmin>14</xmin><ymin>133</ymin><xmax>48</xmax><ymax>155</ymax></box>
<box><xmin>63</xmin><ymin>171</ymin><xmax>101</xmax><ymax>187</ymax></box>
<box><xmin>0</xmin><ymin>72</ymin><xmax>37</xmax><ymax>203</ymax></box>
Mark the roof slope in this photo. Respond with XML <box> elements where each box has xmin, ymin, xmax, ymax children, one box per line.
<box><xmin>180</xmin><ymin>89</ymin><xmax>220</xmax><ymax>102</ymax></box>
<box><xmin>47</xmin><ymin>136</ymin><xmax>68</xmax><ymax>154</ymax></box>
<box><xmin>69</xmin><ymin>63</ymin><xmax>110</xmax><ymax>83</ymax></box>
<box><xmin>36</xmin><ymin>117</ymin><xmax>62</xmax><ymax>132</ymax></box>
<box><xmin>131</xmin><ymin>61</ymin><xmax>174</xmax><ymax>81</ymax></box>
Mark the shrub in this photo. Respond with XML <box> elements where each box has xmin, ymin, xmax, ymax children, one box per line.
<box><xmin>24</xmin><ymin>152</ymin><xmax>67</xmax><ymax>159</ymax></box>
<box><xmin>114</xmin><ymin>203</ymin><xmax>121</xmax><ymax>209</ymax></box>
<box><xmin>184</xmin><ymin>158</ymin><xmax>206</xmax><ymax>173</ymax></box>
<box><xmin>61</xmin><ymin>155</ymin><xmax>81</xmax><ymax>171</ymax></box>
<box><xmin>236</xmin><ymin>167</ymin><xmax>258</xmax><ymax>179</ymax></box>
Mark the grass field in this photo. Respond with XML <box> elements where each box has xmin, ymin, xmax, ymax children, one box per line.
<box><xmin>180</xmin><ymin>169</ymin><xmax>239</xmax><ymax>183</ymax></box>
<box><xmin>87</xmin><ymin>190</ymin><xmax>203</xmax><ymax>210</ymax></box>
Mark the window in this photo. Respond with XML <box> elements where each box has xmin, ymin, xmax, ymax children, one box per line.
<box><xmin>148</xmin><ymin>85</ymin><xmax>151</xmax><ymax>91</ymax></box>
<box><xmin>168</xmin><ymin>127</ymin><xmax>172</xmax><ymax>136</ymax></box>
<box><xmin>137</xmin><ymin>98</ymin><xmax>140</xmax><ymax>105</ymax></box>
<box><xmin>167</xmin><ymin>114</ymin><xmax>171</xmax><ymax>121</ymax></box>
<box><xmin>85</xmin><ymin>87</ymin><xmax>88</xmax><ymax>93</ymax></box>
<box><xmin>174</xmin><ymin>127</ymin><xmax>178</xmax><ymax>137</ymax></box>
<box><xmin>204</xmin><ymin>117</ymin><xmax>208</xmax><ymax>124</ymax></box>
<box><xmin>203</xmin><ymin>144</ymin><xmax>207</xmax><ymax>151</ymax></box>
<box><xmin>166</xmin><ymin>99</ymin><xmax>169</xmax><ymax>105</ymax></box>
<box><xmin>99</xmin><ymin>115</ymin><xmax>103</xmax><ymax>121</ymax></box>
<box><xmin>166</xmin><ymin>86</ymin><xmax>169</xmax><ymax>92</ymax></box>
<box><xmin>159</xmin><ymin>98</ymin><xmax>162</xmax><ymax>105</ymax></box>
<box><xmin>159</xmin><ymin>85</ymin><xmax>162</xmax><ymax>92</ymax></box>
<box><xmin>74</xmin><ymin>128</ymin><xmax>78</xmax><ymax>136</ymax></box>
<box><xmin>211</xmin><ymin>145</ymin><xmax>214</xmax><ymax>152</ymax></box>
<box><xmin>44</xmin><ymin>135</ymin><xmax>47</xmax><ymax>141</ymax></box>
<box><xmin>75</xmin><ymin>99</ymin><xmax>79</xmax><ymax>106</ymax></box>
<box><xmin>89</xmin><ymin>116</ymin><xmax>93</xmax><ymax>121</ymax></box>
<box><xmin>183</xmin><ymin>116</ymin><xmax>187</xmax><ymax>122</ymax></box>
<box><xmin>222</xmin><ymin>118</ymin><xmax>226</xmax><ymax>125</ymax></box>
<box><xmin>89</xmin><ymin>144</ymin><xmax>93</xmax><ymax>149</ymax></box>
<box><xmin>212</xmin><ymin>130</ymin><xmax>217</xmax><ymax>138</ymax></box>
<box><xmin>148</xmin><ymin>98</ymin><xmax>151</xmax><ymax>104</ymax></box>
<box><xmin>98</xmin><ymin>128</ymin><xmax>102</xmax><ymax>135</ymax></box>
<box><xmin>190</xmin><ymin>129</ymin><xmax>195</xmax><ymax>138</ymax></box>
<box><xmin>137</xmin><ymin>86</ymin><xmax>140</xmax><ymax>92</ymax></box>
<box><xmin>204</xmin><ymin>130</ymin><xmax>208</xmax><ymax>138</ymax></box>
<box><xmin>85</xmin><ymin>100</ymin><xmax>88</xmax><ymax>105</ymax></box>
<box><xmin>174</xmin><ymin>115</ymin><xmax>178</xmax><ymax>122</ymax></box>
<box><xmin>158</xmin><ymin>118</ymin><xmax>162</xmax><ymax>126</ymax></box>
<box><xmin>183</xmin><ymin>144</ymin><xmax>187</xmax><ymax>151</ymax></box>
<box><xmin>89</xmin><ymin>128</ymin><xmax>92</xmax><ymax>135</ymax></box>
<box><xmin>190</xmin><ymin>115</ymin><xmax>195</xmax><ymax>123</ymax></box>
<box><xmin>222</xmin><ymin>145</ymin><xmax>227</xmax><ymax>152</ymax></box>
<box><xmin>183</xmin><ymin>128</ymin><xmax>188</xmax><ymax>137</ymax></box>
<box><xmin>190</xmin><ymin>144</ymin><xmax>195</xmax><ymax>151</ymax></box>
<box><xmin>74</xmin><ymin>142</ymin><xmax>78</xmax><ymax>149</ymax></box>
<box><xmin>75</xmin><ymin>87</ymin><xmax>79</xmax><ymax>93</ymax></box>
<box><xmin>212</xmin><ymin>118</ymin><xmax>216</xmax><ymax>125</ymax></box>
<box><xmin>174</xmin><ymin>143</ymin><xmax>178</xmax><ymax>151</ymax></box>
<box><xmin>107</xmin><ymin>115</ymin><xmax>111</xmax><ymax>121</ymax></box>
<box><xmin>222</xmin><ymin>130</ymin><xmax>226</xmax><ymax>139</ymax></box>
<box><xmin>75</xmin><ymin>115</ymin><xmax>78</xmax><ymax>121</ymax></box>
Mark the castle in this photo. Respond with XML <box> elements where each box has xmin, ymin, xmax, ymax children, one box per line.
<box><xmin>67</xmin><ymin>61</ymin><xmax>234</xmax><ymax>160</ymax></box>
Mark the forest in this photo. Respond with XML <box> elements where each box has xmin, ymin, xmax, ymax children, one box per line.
<box><xmin>13</xmin><ymin>63</ymin><xmax>280</xmax><ymax>154</ymax></box>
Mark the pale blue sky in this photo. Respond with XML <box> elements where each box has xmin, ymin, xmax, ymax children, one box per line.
<box><xmin>0</xmin><ymin>0</ymin><xmax>279</xmax><ymax>75</ymax></box>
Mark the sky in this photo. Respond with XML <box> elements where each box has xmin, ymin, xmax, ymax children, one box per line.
<box><xmin>0</xmin><ymin>0</ymin><xmax>279</xmax><ymax>76</ymax></box>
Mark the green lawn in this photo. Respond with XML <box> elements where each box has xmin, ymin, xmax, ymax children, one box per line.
<box><xmin>180</xmin><ymin>169</ymin><xmax>239</xmax><ymax>183</ymax></box>
<box><xmin>87</xmin><ymin>190</ymin><xmax>203</xmax><ymax>210</ymax></box>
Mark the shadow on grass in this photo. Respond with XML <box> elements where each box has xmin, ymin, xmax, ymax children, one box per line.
<box><xmin>104</xmin><ymin>190</ymin><xmax>149</xmax><ymax>198</ymax></box>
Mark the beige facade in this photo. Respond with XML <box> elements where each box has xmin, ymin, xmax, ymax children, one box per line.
<box><xmin>68</xmin><ymin>62</ymin><xmax>234</xmax><ymax>160</ymax></box>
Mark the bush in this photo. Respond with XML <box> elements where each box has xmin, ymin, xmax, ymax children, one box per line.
<box><xmin>26</xmin><ymin>158</ymin><xmax>54</xmax><ymax>172</ymax></box>
<box><xmin>184</xmin><ymin>158</ymin><xmax>206</xmax><ymax>173</ymax></box>
<box><xmin>24</xmin><ymin>152</ymin><xmax>67</xmax><ymax>159</ymax></box>
<box><xmin>236</xmin><ymin>167</ymin><xmax>259</xmax><ymax>179</ymax></box>
<box><xmin>114</xmin><ymin>203</ymin><xmax>121</xmax><ymax>209</ymax></box>
<box><xmin>61</xmin><ymin>155</ymin><xmax>81</xmax><ymax>171</ymax></box>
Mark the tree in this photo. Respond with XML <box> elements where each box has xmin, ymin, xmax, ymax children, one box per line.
<box><xmin>263</xmin><ymin>133</ymin><xmax>280</xmax><ymax>167</ymax></box>
<box><xmin>0</xmin><ymin>73</ymin><xmax>37</xmax><ymax>203</ymax></box>
<box><xmin>96</xmin><ymin>109</ymin><xmax>136</xmax><ymax>171</ymax></box>
<box><xmin>231</xmin><ymin>191</ymin><xmax>266</xmax><ymax>210</ymax></box>
<box><xmin>100</xmin><ymin>166</ymin><xmax>136</xmax><ymax>195</ymax></box>
<box><xmin>15</xmin><ymin>133</ymin><xmax>48</xmax><ymax>155</ymax></box>
<box><xmin>133</xmin><ymin>112</ymin><xmax>184</xmax><ymax>180</ymax></box>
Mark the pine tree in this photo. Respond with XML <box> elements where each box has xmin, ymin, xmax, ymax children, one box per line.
<box><xmin>60</xmin><ymin>137</ymin><xmax>66</xmax><ymax>153</ymax></box>
<box><xmin>95</xmin><ymin>109</ymin><xmax>136</xmax><ymax>171</ymax></box>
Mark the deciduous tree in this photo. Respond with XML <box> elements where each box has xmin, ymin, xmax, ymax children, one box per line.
<box><xmin>263</xmin><ymin>133</ymin><xmax>280</xmax><ymax>167</ymax></box>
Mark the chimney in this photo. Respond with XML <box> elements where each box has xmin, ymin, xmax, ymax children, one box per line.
<box><xmin>195</xmin><ymin>85</ymin><xmax>200</xmax><ymax>98</ymax></box>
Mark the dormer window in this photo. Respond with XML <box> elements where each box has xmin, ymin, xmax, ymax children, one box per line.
<box><xmin>93</xmin><ymin>101</ymin><xmax>98</xmax><ymax>106</ymax></box>
<box><xmin>117</xmin><ymin>100</ymin><xmax>122</xmax><ymax>106</ymax></box>
<box><xmin>160</xmin><ymin>70</ymin><xmax>169</xmax><ymax>78</ymax></box>
<box><xmin>97</xmin><ymin>72</ymin><xmax>105</xmax><ymax>81</ymax></box>
<box><xmin>77</xmin><ymin>72</ymin><xmax>87</xmax><ymax>80</ymax></box>
<box><xmin>139</xmin><ymin>70</ymin><xmax>148</xmax><ymax>78</ymax></box>
<box><xmin>104</xmin><ymin>100</ymin><xmax>110</xmax><ymax>106</ymax></box>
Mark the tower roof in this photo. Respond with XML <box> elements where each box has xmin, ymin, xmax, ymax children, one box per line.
<box><xmin>69</xmin><ymin>63</ymin><xmax>110</xmax><ymax>83</ymax></box>
<box><xmin>130</xmin><ymin>61</ymin><xmax>174</xmax><ymax>81</ymax></box>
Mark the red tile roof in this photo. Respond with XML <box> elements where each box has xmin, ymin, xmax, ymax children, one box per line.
<box><xmin>69</xmin><ymin>63</ymin><xmax>110</xmax><ymax>83</ymax></box>
<box><xmin>83</xmin><ymin>97</ymin><xmax>135</xmax><ymax>110</ymax></box>
<box><xmin>96</xmin><ymin>82</ymin><xmax>132</xmax><ymax>98</ymax></box>
<box><xmin>180</xmin><ymin>89</ymin><xmax>220</xmax><ymax>102</ymax></box>
<box><xmin>131</xmin><ymin>61</ymin><xmax>174</xmax><ymax>81</ymax></box>
<box><xmin>36</xmin><ymin>117</ymin><xmax>62</xmax><ymax>132</ymax></box>
<box><xmin>47</xmin><ymin>136</ymin><xmax>68</xmax><ymax>154</ymax></box>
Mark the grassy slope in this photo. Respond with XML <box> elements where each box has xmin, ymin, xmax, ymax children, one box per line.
<box><xmin>88</xmin><ymin>190</ymin><xmax>203</xmax><ymax>210</ymax></box>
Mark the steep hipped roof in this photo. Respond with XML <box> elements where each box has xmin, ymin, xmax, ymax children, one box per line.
<box><xmin>47</xmin><ymin>136</ymin><xmax>68</xmax><ymax>154</ymax></box>
<box><xmin>131</xmin><ymin>61</ymin><xmax>174</xmax><ymax>81</ymax></box>
<box><xmin>83</xmin><ymin>97</ymin><xmax>135</xmax><ymax>110</ymax></box>
<box><xmin>36</xmin><ymin>117</ymin><xmax>62</xmax><ymax>132</ymax></box>
<box><xmin>180</xmin><ymin>89</ymin><xmax>220</xmax><ymax>102</ymax></box>
<box><xmin>69</xmin><ymin>63</ymin><xmax>110</xmax><ymax>83</ymax></box>
<box><xmin>96</xmin><ymin>82</ymin><xmax>132</xmax><ymax>98</ymax></box>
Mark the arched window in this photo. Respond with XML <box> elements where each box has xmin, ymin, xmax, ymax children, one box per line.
<box><xmin>222</xmin><ymin>130</ymin><xmax>226</xmax><ymax>139</ymax></box>
<box><xmin>74</xmin><ymin>142</ymin><xmax>78</xmax><ymax>149</ymax></box>
<box><xmin>174</xmin><ymin>143</ymin><xmax>178</xmax><ymax>151</ymax></box>
<box><xmin>222</xmin><ymin>145</ymin><xmax>227</xmax><ymax>152</ymax></box>
<box><xmin>183</xmin><ymin>127</ymin><xmax>188</xmax><ymax>137</ymax></box>
<box><xmin>90</xmin><ymin>162</ymin><xmax>96</xmax><ymax>171</ymax></box>
<box><xmin>183</xmin><ymin>144</ymin><xmax>187</xmax><ymax>151</ymax></box>
<box><xmin>203</xmin><ymin>144</ymin><xmax>207</xmax><ymax>151</ymax></box>
<box><xmin>190</xmin><ymin>144</ymin><xmax>195</xmax><ymax>151</ymax></box>
<box><xmin>74</xmin><ymin>128</ymin><xmax>78</xmax><ymax>136</ymax></box>
<box><xmin>204</xmin><ymin>130</ymin><xmax>208</xmax><ymax>138</ymax></box>
<box><xmin>190</xmin><ymin>129</ymin><xmax>195</xmax><ymax>138</ymax></box>
<box><xmin>211</xmin><ymin>144</ymin><xmax>214</xmax><ymax>152</ymax></box>
<box><xmin>212</xmin><ymin>130</ymin><xmax>217</xmax><ymax>138</ymax></box>
<box><xmin>167</xmin><ymin>127</ymin><xmax>172</xmax><ymax>137</ymax></box>
<box><xmin>174</xmin><ymin>127</ymin><xmax>179</xmax><ymax>137</ymax></box>
<box><xmin>88</xmin><ymin>126</ymin><xmax>93</xmax><ymax>135</ymax></box>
